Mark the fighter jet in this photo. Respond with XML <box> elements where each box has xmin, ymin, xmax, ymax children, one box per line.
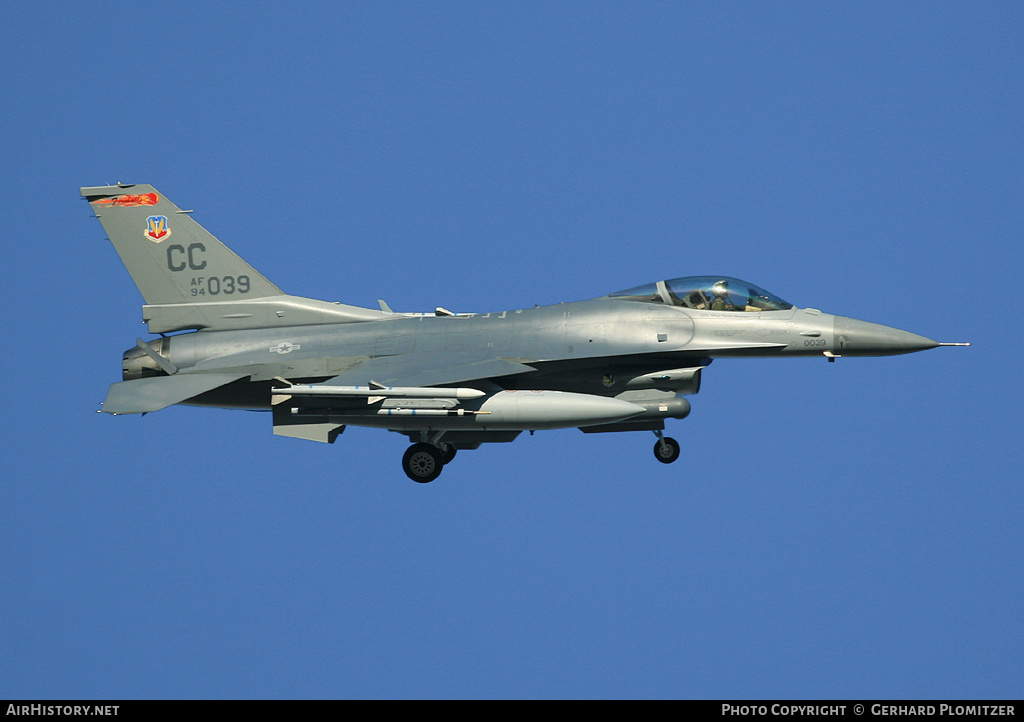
<box><xmin>83</xmin><ymin>184</ymin><xmax>968</xmax><ymax>482</ymax></box>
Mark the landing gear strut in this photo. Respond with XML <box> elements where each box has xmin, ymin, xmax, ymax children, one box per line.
<box><xmin>652</xmin><ymin>431</ymin><xmax>680</xmax><ymax>464</ymax></box>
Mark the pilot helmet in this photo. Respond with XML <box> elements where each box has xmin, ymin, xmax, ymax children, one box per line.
<box><xmin>712</xmin><ymin>280</ymin><xmax>729</xmax><ymax>296</ymax></box>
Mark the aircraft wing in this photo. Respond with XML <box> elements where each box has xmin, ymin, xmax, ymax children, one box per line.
<box><xmin>321</xmin><ymin>354</ymin><xmax>537</xmax><ymax>388</ymax></box>
<box><xmin>102</xmin><ymin>373</ymin><xmax>249</xmax><ymax>414</ymax></box>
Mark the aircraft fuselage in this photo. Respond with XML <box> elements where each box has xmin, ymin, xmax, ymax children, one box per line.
<box><xmin>126</xmin><ymin>298</ymin><xmax>938</xmax><ymax>411</ymax></box>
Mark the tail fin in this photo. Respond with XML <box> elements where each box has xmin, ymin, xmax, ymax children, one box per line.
<box><xmin>81</xmin><ymin>183</ymin><xmax>283</xmax><ymax>305</ymax></box>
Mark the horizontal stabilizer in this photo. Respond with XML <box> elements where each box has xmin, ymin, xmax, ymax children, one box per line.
<box><xmin>102</xmin><ymin>373</ymin><xmax>248</xmax><ymax>414</ymax></box>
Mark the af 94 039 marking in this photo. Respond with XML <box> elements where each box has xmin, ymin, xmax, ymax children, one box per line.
<box><xmin>188</xmin><ymin>275</ymin><xmax>251</xmax><ymax>296</ymax></box>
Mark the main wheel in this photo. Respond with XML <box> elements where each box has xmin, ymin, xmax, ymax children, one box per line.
<box><xmin>403</xmin><ymin>443</ymin><xmax>444</xmax><ymax>483</ymax></box>
<box><xmin>440</xmin><ymin>445</ymin><xmax>457</xmax><ymax>465</ymax></box>
<box><xmin>653</xmin><ymin>436</ymin><xmax>680</xmax><ymax>464</ymax></box>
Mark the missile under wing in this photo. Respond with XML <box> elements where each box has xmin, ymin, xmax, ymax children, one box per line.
<box><xmin>83</xmin><ymin>184</ymin><xmax>968</xmax><ymax>482</ymax></box>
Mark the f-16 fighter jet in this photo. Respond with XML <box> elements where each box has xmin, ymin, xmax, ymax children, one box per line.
<box><xmin>84</xmin><ymin>184</ymin><xmax>967</xmax><ymax>482</ymax></box>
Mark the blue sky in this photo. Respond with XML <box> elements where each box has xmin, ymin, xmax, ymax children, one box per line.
<box><xmin>1</xmin><ymin>2</ymin><xmax>1020</xmax><ymax>699</ymax></box>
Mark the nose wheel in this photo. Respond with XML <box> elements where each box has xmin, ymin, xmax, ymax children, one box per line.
<box><xmin>653</xmin><ymin>434</ymin><xmax>680</xmax><ymax>464</ymax></box>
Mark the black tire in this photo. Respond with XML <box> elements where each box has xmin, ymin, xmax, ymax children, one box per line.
<box><xmin>653</xmin><ymin>436</ymin><xmax>680</xmax><ymax>464</ymax></box>
<box><xmin>403</xmin><ymin>443</ymin><xmax>444</xmax><ymax>483</ymax></box>
<box><xmin>440</xmin><ymin>445</ymin><xmax>457</xmax><ymax>465</ymax></box>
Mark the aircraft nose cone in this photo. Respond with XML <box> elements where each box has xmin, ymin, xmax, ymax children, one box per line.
<box><xmin>833</xmin><ymin>317</ymin><xmax>939</xmax><ymax>356</ymax></box>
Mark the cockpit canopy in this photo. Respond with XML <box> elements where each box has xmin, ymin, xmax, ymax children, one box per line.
<box><xmin>608</xmin><ymin>276</ymin><xmax>794</xmax><ymax>312</ymax></box>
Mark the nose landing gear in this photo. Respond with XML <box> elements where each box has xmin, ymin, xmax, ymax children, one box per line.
<box><xmin>653</xmin><ymin>431</ymin><xmax>680</xmax><ymax>464</ymax></box>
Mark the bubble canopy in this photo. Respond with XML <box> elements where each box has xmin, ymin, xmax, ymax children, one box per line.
<box><xmin>608</xmin><ymin>276</ymin><xmax>794</xmax><ymax>312</ymax></box>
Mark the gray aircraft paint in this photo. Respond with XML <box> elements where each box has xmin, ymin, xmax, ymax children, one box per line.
<box><xmin>83</xmin><ymin>184</ymin><xmax>967</xmax><ymax>482</ymax></box>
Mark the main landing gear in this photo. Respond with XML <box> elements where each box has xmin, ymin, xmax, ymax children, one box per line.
<box><xmin>402</xmin><ymin>442</ymin><xmax>457</xmax><ymax>483</ymax></box>
<box><xmin>402</xmin><ymin>431</ymin><xmax>680</xmax><ymax>482</ymax></box>
<box><xmin>653</xmin><ymin>431</ymin><xmax>680</xmax><ymax>464</ymax></box>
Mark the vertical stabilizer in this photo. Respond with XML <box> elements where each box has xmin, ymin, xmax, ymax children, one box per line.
<box><xmin>81</xmin><ymin>184</ymin><xmax>283</xmax><ymax>306</ymax></box>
